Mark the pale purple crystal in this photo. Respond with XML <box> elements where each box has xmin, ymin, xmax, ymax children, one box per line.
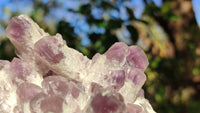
<box><xmin>127</xmin><ymin>69</ymin><xmax>146</xmax><ymax>85</ymax></box>
<box><xmin>0</xmin><ymin>15</ymin><xmax>156</xmax><ymax>113</ymax></box>
<box><xmin>39</xmin><ymin>95</ymin><xmax>65</xmax><ymax>113</ymax></box>
<box><xmin>126</xmin><ymin>46</ymin><xmax>149</xmax><ymax>71</ymax></box>
<box><xmin>16</xmin><ymin>82</ymin><xmax>42</xmax><ymax>103</ymax></box>
<box><xmin>34</xmin><ymin>36</ymin><xmax>65</xmax><ymax>64</ymax></box>
<box><xmin>86</xmin><ymin>90</ymin><xmax>126</xmax><ymax>113</ymax></box>
<box><xmin>126</xmin><ymin>103</ymin><xmax>143</xmax><ymax>113</ymax></box>
<box><xmin>105</xmin><ymin>42</ymin><xmax>128</xmax><ymax>63</ymax></box>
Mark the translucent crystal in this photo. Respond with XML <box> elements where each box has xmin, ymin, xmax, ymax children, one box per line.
<box><xmin>16</xmin><ymin>82</ymin><xmax>42</xmax><ymax>103</ymax></box>
<box><xmin>85</xmin><ymin>90</ymin><xmax>126</xmax><ymax>113</ymax></box>
<box><xmin>0</xmin><ymin>15</ymin><xmax>156</xmax><ymax>113</ymax></box>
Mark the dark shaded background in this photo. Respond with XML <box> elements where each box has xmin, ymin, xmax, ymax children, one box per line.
<box><xmin>0</xmin><ymin>0</ymin><xmax>200</xmax><ymax>113</ymax></box>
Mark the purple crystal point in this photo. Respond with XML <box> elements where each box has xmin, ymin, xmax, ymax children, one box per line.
<box><xmin>126</xmin><ymin>46</ymin><xmax>149</xmax><ymax>71</ymax></box>
<box><xmin>34</xmin><ymin>35</ymin><xmax>65</xmax><ymax>64</ymax></box>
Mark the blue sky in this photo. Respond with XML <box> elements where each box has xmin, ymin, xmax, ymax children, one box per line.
<box><xmin>0</xmin><ymin>0</ymin><xmax>148</xmax><ymax>45</ymax></box>
<box><xmin>0</xmin><ymin>0</ymin><xmax>163</xmax><ymax>25</ymax></box>
<box><xmin>192</xmin><ymin>0</ymin><xmax>200</xmax><ymax>26</ymax></box>
<box><xmin>1</xmin><ymin>0</ymin><xmax>199</xmax><ymax>45</ymax></box>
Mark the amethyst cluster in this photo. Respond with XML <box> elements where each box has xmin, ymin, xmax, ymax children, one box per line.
<box><xmin>0</xmin><ymin>15</ymin><xmax>156</xmax><ymax>113</ymax></box>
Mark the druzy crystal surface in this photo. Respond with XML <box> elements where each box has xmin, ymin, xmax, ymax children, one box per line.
<box><xmin>0</xmin><ymin>15</ymin><xmax>156</xmax><ymax>113</ymax></box>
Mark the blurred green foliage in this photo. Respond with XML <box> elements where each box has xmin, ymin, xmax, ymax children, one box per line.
<box><xmin>0</xmin><ymin>0</ymin><xmax>200</xmax><ymax>113</ymax></box>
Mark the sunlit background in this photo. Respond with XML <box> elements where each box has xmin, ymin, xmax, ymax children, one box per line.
<box><xmin>0</xmin><ymin>0</ymin><xmax>200</xmax><ymax>113</ymax></box>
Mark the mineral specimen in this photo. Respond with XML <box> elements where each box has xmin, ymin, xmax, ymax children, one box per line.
<box><xmin>0</xmin><ymin>15</ymin><xmax>156</xmax><ymax>113</ymax></box>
